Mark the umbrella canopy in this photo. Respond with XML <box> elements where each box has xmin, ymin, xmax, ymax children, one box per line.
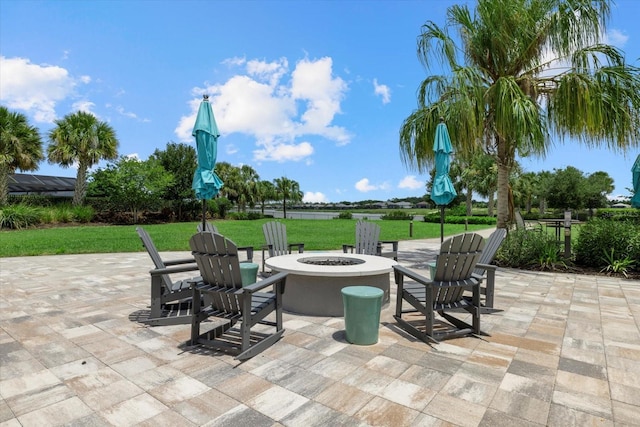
<box><xmin>192</xmin><ymin>95</ymin><xmax>223</xmax><ymax>228</ymax></box>
<box><xmin>430</xmin><ymin>121</ymin><xmax>457</xmax><ymax>206</ymax></box>
<box><xmin>631</xmin><ymin>154</ymin><xmax>640</xmax><ymax>208</ymax></box>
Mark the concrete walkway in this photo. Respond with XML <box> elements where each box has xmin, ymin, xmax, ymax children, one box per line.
<box><xmin>1</xmin><ymin>232</ymin><xmax>639</xmax><ymax>426</ymax></box>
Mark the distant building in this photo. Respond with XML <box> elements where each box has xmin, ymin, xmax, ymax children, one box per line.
<box><xmin>388</xmin><ymin>201</ymin><xmax>413</xmax><ymax>209</ymax></box>
<box><xmin>9</xmin><ymin>174</ymin><xmax>75</xmax><ymax>197</ymax></box>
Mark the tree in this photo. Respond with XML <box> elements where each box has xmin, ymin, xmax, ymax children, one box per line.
<box><xmin>0</xmin><ymin>107</ymin><xmax>44</xmax><ymax>205</ymax></box>
<box><xmin>48</xmin><ymin>111</ymin><xmax>119</xmax><ymax>206</ymax></box>
<box><xmin>150</xmin><ymin>142</ymin><xmax>197</xmax><ymax>220</ymax></box>
<box><xmin>399</xmin><ymin>0</ymin><xmax>640</xmax><ymax>229</ymax></box>
<box><xmin>255</xmin><ymin>180</ymin><xmax>276</xmax><ymax>215</ymax></box>
<box><xmin>545</xmin><ymin>166</ymin><xmax>586</xmax><ymax>210</ymax></box>
<box><xmin>88</xmin><ymin>156</ymin><xmax>173</xmax><ymax>223</ymax></box>
<box><xmin>584</xmin><ymin>171</ymin><xmax>614</xmax><ymax>215</ymax></box>
<box><xmin>274</xmin><ymin>176</ymin><xmax>303</xmax><ymax>218</ymax></box>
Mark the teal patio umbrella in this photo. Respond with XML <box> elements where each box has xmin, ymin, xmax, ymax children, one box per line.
<box><xmin>631</xmin><ymin>154</ymin><xmax>640</xmax><ymax>208</ymax></box>
<box><xmin>192</xmin><ymin>95</ymin><xmax>224</xmax><ymax>230</ymax></box>
<box><xmin>431</xmin><ymin>119</ymin><xmax>457</xmax><ymax>242</ymax></box>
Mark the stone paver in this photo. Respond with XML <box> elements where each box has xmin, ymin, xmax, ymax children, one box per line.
<box><xmin>1</xmin><ymin>230</ymin><xmax>638</xmax><ymax>426</ymax></box>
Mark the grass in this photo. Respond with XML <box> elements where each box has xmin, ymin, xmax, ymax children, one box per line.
<box><xmin>0</xmin><ymin>218</ymin><xmax>494</xmax><ymax>257</ymax></box>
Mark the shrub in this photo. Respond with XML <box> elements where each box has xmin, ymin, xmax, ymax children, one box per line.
<box><xmin>423</xmin><ymin>214</ymin><xmax>496</xmax><ymax>225</ymax></box>
<box><xmin>0</xmin><ymin>205</ymin><xmax>41</xmax><ymax>229</ymax></box>
<box><xmin>72</xmin><ymin>205</ymin><xmax>95</xmax><ymax>223</ymax></box>
<box><xmin>574</xmin><ymin>218</ymin><xmax>640</xmax><ymax>271</ymax></box>
<box><xmin>337</xmin><ymin>211</ymin><xmax>353</xmax><ymax>219</ymax></box>
<box><xmin>496</xmin><ymin>229</ymin><xmax>565</xmax><ymax>269</ymax></box>
<box><xmin>381</xmin><ymin>210</ymin><xmax>413</xmax><ymax>220</ymax></box>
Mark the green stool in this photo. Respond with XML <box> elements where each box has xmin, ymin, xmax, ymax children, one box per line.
<box><xmin>239</xmin><ymin>262</ymin><xmax>259</xmax><ymax>286</ymax></box>
<box><xmin>341</xmin><ymin>286</ymin><xmax>384</xmax><ymax>345</ymax></box>
<box><xmin>428</xmin><ymin>262</ymin><xmax>436</xmax><ymax>280</ymax></box>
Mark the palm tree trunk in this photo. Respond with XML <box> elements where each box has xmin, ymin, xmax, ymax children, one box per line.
<box><xmin>282</xmin><ymin>198</ymin><xmax>287</xmax><ymax>218</ymax></box>
<box><xmin>487</xmin><ymin>191</ymin><xmax>495</xmax><ymax>217</ymax></box>
<box><xmin>466</xmin><ymin>187</ymin><xmax>472</xmax><ymax>216</ymax></box>
<box><xmin>73</xmin><ymin>165</ymin><xmax>88</xmax><ymax>207</ymax></box>
<box><xmin>0</xmin><ymin>165</ymin><xmax>9</xmax><ymax>205</ymax></box>
<box><xmin>496</xmin><ymin>163</ymin><xmax>511</xmax><ymax>229</ymax></box>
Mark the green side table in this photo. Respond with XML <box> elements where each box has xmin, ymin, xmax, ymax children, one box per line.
<box><xmin>239</xmin><ymin>262</ymin><xmax>259</xmax><ymax>286</ymax></box>
<box><xmin>341</xmin><ymin>286</ymin><xmax>384</xmax><ymax>345</ymax></box>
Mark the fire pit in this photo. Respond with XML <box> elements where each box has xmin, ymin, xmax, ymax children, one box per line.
<box><xmin>299</xmin><ymin>256</ymin><xmax>365</xmax><ymax>266</ymax></box>
<box><xmin>265</xmin><ymin>252</ymin><xmax>396</xmax><ymax>316</ymax></box>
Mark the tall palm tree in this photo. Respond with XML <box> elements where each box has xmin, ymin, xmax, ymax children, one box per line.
<box><xmin>0</xmin><ymin>106</ymin><xmax>44</xmax><ymax>205</ymax></box>
<box><xmin>255</xmin><ymin>180</ymin><xmax>276</xmax><ymax>215</ymax></box>
<box><xmin>400</xmin><ymin>0</ymin><xmax>640</xmax><ymax>229</ymax></box>
<box><xmin>47</xmin><ymin>111</ymin><xmax>119</xmax><ymax>206</ymax></box>
<box><xmin>274</xmin><ymin>176</ymin><xmax>303</xmax><ymax>218</ymax></box>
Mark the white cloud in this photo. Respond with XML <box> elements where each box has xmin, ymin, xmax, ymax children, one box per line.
<box><xmin>71</xmin><ymin>100</ymin><xmax>96</xmax><ymax>114</ymax></box>
<box><xmin>603</xmin><ymin>29</ymin><xmax>629</xmax><ymax>47</ymax></box>
<box><xmin>303</xmin><ymin>191</ymin><xmax>329</xmax><ymax>203</ymax></box>
<box><xmin>176</xmin><ymin>56</ymin><xmax>351</xmax><ymax>162</ymax></box>
<box><xmin>373</xmin><ymin>78</ymin><xmax>391</xmax><ymax>104</ymax></box>
<box><xmin>398</xmin><ymin>175</ymin><xmax>424</xmax><ymax>190</ymax></box>
<box><xmin>355</xmin><ymin>178</ymin><xmax>390</xmax><ymax>192</ymax></box>
<box><xmin>0</xmin><ymin>56</ymin><xmax>78</xmax><ymax>123</ymax></box>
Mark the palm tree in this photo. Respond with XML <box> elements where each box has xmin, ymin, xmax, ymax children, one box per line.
<box><xmin>47</xmin><ymin>111</ymin><xmax>119</xmax><ymax>206</ymax></box>
<box><xmin>399</xmin><ymin>0</ymin><xmax>640</xmax><ymax>229</ymax></box>
<box><xmin>0</xmin><ymin>106</ymin><xmax>44</xmax><ymax>205</ymax></box>
<box><xmin>274</xmin><ymin>176</ymin><xmax>303</xmax><ymax>218</ymax></box>
<box><xmin>255</xmin><ymin>180</ymin><xmax>276</xmax><ymax>215</ymax></box>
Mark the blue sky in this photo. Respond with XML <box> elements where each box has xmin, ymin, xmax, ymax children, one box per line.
<box><xmin>1</xmin><ymin>0</ymin><xmax>638</xmax><ymax>203</ymax></box>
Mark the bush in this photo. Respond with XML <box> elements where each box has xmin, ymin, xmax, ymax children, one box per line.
<box><xmin>337</xmin><ymin>211</ymin><xmax>353</xmax><ymax>219</ymax></box>
<box><xmin>574</xmin><ymin>218</ymin><xmax>640</xmax><ymax>271</ymax></box>
<box><xmin>0</xmin><ymin>205</ymin><xmax>41</xmax><ymax>229</ymax></box>
<box><xmin>496</xmin><ymin>229</ymin><xmax>565</xmax><ymax>270</ymax></box>
<box><xmin>595</xmin><ymin>208</ymin><xmax>640</xmax><ymax>223</ymax></box>
<box><xmin>381</xmin><ymin>210</ymin><xmax>413</xmax><ymax>220</ymax></box>
<box><xmin>423</xmin><ymin>214</ymin><xmax>496</xmax><ymax>225</ymax></box>
<box><xmin>72</xmin><ymin>205</ymin><xmax>95</xmax><ymax>223</ymax></box>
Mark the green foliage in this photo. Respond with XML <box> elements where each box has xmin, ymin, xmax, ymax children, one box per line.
<box><xmin>574</xmin><ymin>218</ymin><xmax>640</xmax><ymax>270</ymax></box>
<box><xmin>381</xmin><ymin>210</ymin><xmax>413</xmax><ymax>220</ymax></box>
<box><xmin>595</xmin><ymin>208</ymin><xmax>640</xmax><ymax>222</ymax></box>
<box><xmin>337</xmin><ymin>211</ymin><xmax>353</xmax><ymax>219</ymax></box>
<box><xmin>423</xmin><ymin>213</ymin><xmax>496</xmax><ymax>225</ymax></box>
<box><xmin>72</xmin><ymin>205</ymin><xmax>95</xmax><ymax>223</ymax></box>
<box><xmin>150</xmin><ymin>142</ymin><xmax>197</xmax><ymax>220</ymax></box>
<box><xmin>600</xmin><ymin>248</ymin><xmax>636</xmax><ymax>278</ymax></box>
<box><xmin>496</xmin><ymin>229</ymin><xmax>565</xmax><ymax>270</ymax></box>
<box><xmin>88</xmin><ymin>156</ymin><xmax>173</xmax><ymax>222</ymax></box>
<box><xmin>0</xmin><ymin>205</ymin><xmax>41</xmax><ymax>229</ymax></box>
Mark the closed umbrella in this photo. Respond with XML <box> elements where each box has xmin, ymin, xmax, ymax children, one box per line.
<box><xmin>631</xmin><ymin>154</ymin><xmax>640</xmax><ymax>208</ymax></box>
<box><xmin>431</xmin><ymin>119</ymin><xmax>457</xmax><ymax>242</ymax></box>
<box><xmin>192</xmin><ymin>95</ymin><xmax>224</xmax><ymax>230</ymax></box>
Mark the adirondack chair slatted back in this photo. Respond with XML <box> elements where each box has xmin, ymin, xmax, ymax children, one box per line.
<box><xmin>432</xmin><ymin>233</ymin><xmax>485</xmax><ymax>304</ymax></box>
<box><xmin>189</xmin><ymin>232</ymin><xmax>244</xmax><ymax>313</ymax></box>
<box><xmin>263</xmin><ymin>221</ymin><xmax>289</xmax><ymax>257</ymax></box>
<box><xmin>355</xmin><ymin>220</ymin><xmax>381</xmax><ymax>255</ymax></box>
<box><xmin>137</xmin><ymin>227</ymin><xmax>173</xmax><ymax>289</ymax></box>
<box><xmin>475</xmin><ymin>228</ymin><xmax>506</xmax><ymax>275</ymax></box>
<box><xmin>197</xmin><ymin>222</ymin><xmax>219</xmax><ymax>233</ymax></box>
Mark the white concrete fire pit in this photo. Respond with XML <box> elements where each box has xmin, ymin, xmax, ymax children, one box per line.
<box><xmin>265</xmin><ymin>253</ymin><xmax>397</xmax><ymax>316</ymax></box>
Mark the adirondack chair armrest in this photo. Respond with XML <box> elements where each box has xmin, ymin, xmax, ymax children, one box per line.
<box><xmin>393</xmin><ymin>265</ymin><xmax>432</xmax><ymax>286</ymax></box>
<box><xmin>241</xmin><ymin>272</ymin><xmax>288</xmax><ymax>294</ymax></box>
<box><xmin>237</xmin><ymin>246</ymin><xmax>254</xmax><ymax>263</ymax></box>
<box><xmin>149</xmin><ymin>263</ymin><xmax>200</xmax><ymax>276</ymax></box>
<box><xmin>378</xmin><ymin>240</ymin><xmax>399</xmax><ymax>260</ymax></box>
<box><xmin>342</xmin><ymin>244</ymin><xmax>355</xmax><ymax>253</ymax></box>
<box><xmin>288</xmin><ymin>243</ymin><xmax>304</xmax><ymax>253</ymax></box>
<box><xmin>162</xmin><ymin>257</ymin><xmax>197</xmax><ymax>266</ymax></box>
<box><xmin>475</xmin><ymin>263</ymin><xmax>497</xmax><ymax>273</ymax></box>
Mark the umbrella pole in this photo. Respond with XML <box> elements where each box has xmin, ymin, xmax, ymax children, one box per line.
<box><xmin>440</xmin><ymin>205</ymin><xmax>445</xmax><ymax>243</ymax></box>
<box><xmin>201</xmin><ymin>199</ymin><xmax>206</xmax><ymax>232</ymax></box>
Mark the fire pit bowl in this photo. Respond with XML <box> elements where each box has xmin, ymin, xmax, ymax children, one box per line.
<box><xmin>265</xmin><ymin>252</ymin><xmax>396</xmax><ymax>316</ymax></box>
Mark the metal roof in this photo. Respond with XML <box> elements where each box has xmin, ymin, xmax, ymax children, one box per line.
<box><xmin>9</xmin><ymin>173</ymin><xmax>76</xmax><ymax>193</ymax></box>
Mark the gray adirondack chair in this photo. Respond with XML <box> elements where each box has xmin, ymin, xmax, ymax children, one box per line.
<box><xmin>197</xmin><ymin>222</ymin><xmax>254</xmax><ymax>263</ymax></box>
<box><xmin>189</xmin><ymin>231</ymin><xmax>287</xmax><ymax>360</ymax></box>
<box><xmin>393</xmin><ymin>232</ymin><xmax>487</xmax><ymax>343</ymax></box>
<box><xmin>472</xmin><ymin>228</ymin><xmax>507</xmax><ymax>312</ymax></box>
<box><xmin>261</xmin><ymin>221</ymin><xmax>304</xmax><ymax>274</ymax></box>
<box><xmin>136</xmin><ymin>226</ymin><xmax>200</xmax><ymax>326</ymax></box>
<box><xmin>343</xmin><ymin>220</ymin><xmax>399</xmax><ymax>261</ymax></box>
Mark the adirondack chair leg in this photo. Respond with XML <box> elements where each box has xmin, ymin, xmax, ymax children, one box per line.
<box><xmin>394</xmin><ymin>271</ymin><xmax>404</xmax><ymax>318</ymax></box>
<box><xmin>190</xmin><ymin>286</ymin><xmax>202</xmax><ymax>346</ymax></box>
<box><xmin>150</xmin><ymin>275</ymin><xmax>164</xmax><ymax>320</ymax></box>
<box><xmin>240</xmin><ymin>295</ymin><xmax>252</xmax><ymax>354</ymax></box>
<box><xmin>484</xmin><ymin>269</ymin><xmax>495</xmax><ymax>308</ymax></box>
<box><xmin>425</xmin><ymin>285</ymin><xmax>434</xmax><ymax>338</ymax></box>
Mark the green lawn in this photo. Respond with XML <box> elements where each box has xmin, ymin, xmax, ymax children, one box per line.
<box><xmin>0</xmin><ymin>219</ymin><xmax>494</xmax><ymax>257</ymax></box>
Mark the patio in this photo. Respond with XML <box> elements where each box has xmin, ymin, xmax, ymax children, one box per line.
<box><xmin>1</xmin><ymin>234</ymin><xmax>639</xmax><ymax>426</ymax></box>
